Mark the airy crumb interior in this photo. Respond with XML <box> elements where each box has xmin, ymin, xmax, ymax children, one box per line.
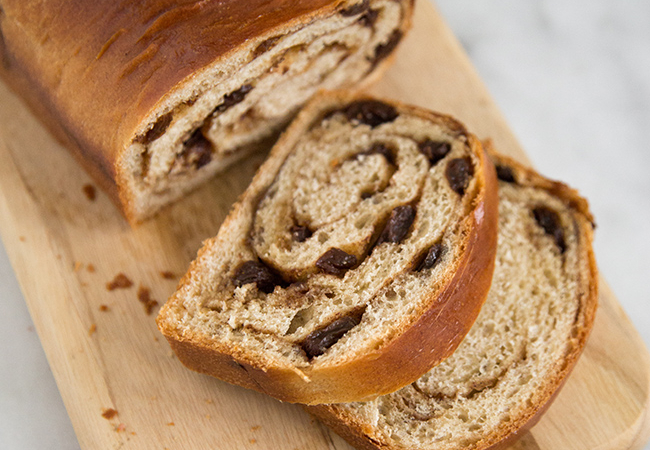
<box><xmin>333</xmin><ymin>181</ymin><xmax>584</xmax><ymax>450</ymax></box>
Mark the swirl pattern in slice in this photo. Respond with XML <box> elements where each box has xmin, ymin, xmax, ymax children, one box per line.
<box><xmin>307</xmin><ymin>151</ymin><xmax>598</xmax><ymax>449</ymax></box>
<box><xmin>157</xmin><ymin>91</ymin><xmax>499</xmax><ymax>404</ymax></box>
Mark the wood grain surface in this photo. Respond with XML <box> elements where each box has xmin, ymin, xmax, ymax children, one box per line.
<box><xmin>0</xmin><ymin>1</ymin><xmax>649</xmax><ymax>449</ymax></box>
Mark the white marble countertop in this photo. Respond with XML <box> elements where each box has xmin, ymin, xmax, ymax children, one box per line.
<box><xmin>1</xmin><ymin>1</ymin><xmax>649</xmax><ymax>448</ymax></box>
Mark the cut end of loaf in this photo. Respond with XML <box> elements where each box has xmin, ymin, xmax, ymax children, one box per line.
<box><xmin>157</xmin><ymin>91</ymin><xmax>499</xmax><ymax>404</ymax></box>
<box><xmin>117</xmin><ymin>0</ymin><xmax>414</xmax><ymax>223</ymax></box>
<box><xmin>308</xmin><ymin>151</ymin><xmax>598</xmax><ymax>450</ymax></box>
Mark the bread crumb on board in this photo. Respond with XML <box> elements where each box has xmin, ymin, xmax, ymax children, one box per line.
<box><xmin>106</xmin><ymin>273</ymin><xmax>133</xmax><ymax>290</ymax></box>
<box><xmin>137</xmin><ymin>285</ymin><xmax>159</xmax><ymax>315</ymax></box>
<box><xmin>99</xmin><ymin>304</ymin><xmax>110</xmax><ymax>312</ymax></box>
<box><xmin>160</xmin><ymin>271</ymin><xmax>177</xmax><ymax>280</ymax></box>
<box><xmin>83</xmin><ymin>184</ymin><xmax>96</xmax><ymax>201</ymax></box>
<box><xmin>88</xmin><ymin>324</ymin><xmax>97</xmax><ymax>336</ymax></box>
<box><xmin>101</xmin><ymin>408</ymin><xmax>118</xmax><ymax>420</ymax></box>
<box><xmin>75</xmin><ymin>262</ymin><xmax>95</xmax><ymax>273</ymax></box>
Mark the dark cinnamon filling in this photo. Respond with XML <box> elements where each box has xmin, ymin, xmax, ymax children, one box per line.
<box><xmin>252</xmin><ymin>35</ymin><xmax>283</xmax><ymax>58</ymax></box>
<box><xmin>532</xmin><ymin>207</ymin><xmax>566</xmax><ymax>253</ymax></box>
<box><xmin>179</xmin><ymin>129</ymin><xmax>212</xmax><ymax>170</ymax></box>
<box><xmin>369</xmin><ymin>30</ymin><xmax>403</xmax><ymax>68</ymax></box>
<box><xmin>340</xmin><ymin>0</ymin><xmax>370</xmax><ymax>16</ymax></box>
<box><xmin>213</xmin><ymin>84</ymin><xmax>254</xmax><ymax>115</ymax></box>
<box><xmin>136</xmin><ymin>111</ymin><xmax>173</xmax><ymax>144</ymax></box>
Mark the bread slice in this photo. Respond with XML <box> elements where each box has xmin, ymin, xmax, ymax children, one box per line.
<box><xmin>156</xmin><ymin>91</ymin><xmax>499</xmax><ymax>404</ymax></box>
<box><xmin>0</xmin><ymin>0</ymin><xmax>413</xmax><ymax>223</ymax></box>
<box><xmin>307</xmin><ymin>149</ymin><xmax>598</xmax><ymax>449</ymax></box>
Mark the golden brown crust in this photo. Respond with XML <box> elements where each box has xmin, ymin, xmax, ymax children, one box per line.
<box><xmin>157</xmin><ymin>90</ymin><xmax>499</xmax><ymax>404</ymax></box>
<box><xmin>0</xmin><ymin>0</ymin><xmax>413</xmax><ymax>223</ymax></box>
<box><xmin>305</xmin><ymin>148</ymin><xmax>599</xmax><ymax>449</ymax></box>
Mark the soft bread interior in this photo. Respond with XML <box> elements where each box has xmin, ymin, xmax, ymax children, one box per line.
<box><xmin>328</xmin><ymin>179</ymin><xmax>593</xmax><ymax>449</ymax></box>
<box><xmin>159</xmin><ymin>103</ymin><xmax>484</xmax><ymax>373</ymax></box>
<box><xmin>120</xmin><ymin>0</ymin><xmax>410</xmax><ymax>220</ymax></box>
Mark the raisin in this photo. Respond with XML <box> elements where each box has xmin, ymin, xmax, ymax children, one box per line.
<box><xmin>446</xmin><ymin>157</ymin><xmax>474</xmax><ymax>196</ymax></box>
<box><xmin>301</xmin><ymin>312</ymin><xmax>363</xmax><ymax>358</ymax></box>
<box><xmin>340</xmin><ymin>0</ymin><xmax>369</xmax><ymax>16</ymax></box>
<box><xmin>359</xmin><ymin>143</ymin><xmax>395</xmax><ymax>165</ymax></box>
<box><xmin>378</xmin><ymin>205</ymin><xmax>416</xmax><ymax>245</ymax></box>
<box><xmin>253</xmin><ymin>36</ymin><xmax>281</xmax><ymax>58</ymax></box>
<box><xmin>416</xmin><ymin>243</ymin><xmax>444</xmax><ymax>271</ymax></box>
<box><xmin>214</xmin><ymin>84</ymin><xmax>253</xmax><ymax>114</ymax></box>
<box><xmin>137</xmin><ymin>286</ymin><xmax>159</xmax><ymax>315</ymax></box>
<box><xmin>359</xmin><ymin>9</ymin><xmax>379</xmax><ymax>28</ymax></box>
<box><xmin>419</xmin><ymin>140</ymin><xmax>450</xmax><ymax>166</ymax></box>
<box><xmin>181</xmin><ymin>129</ymin><xmax>212</xmax><ymax>169</ymax></box>
<box><xmin>137</xmin><ymin>111</ymin><xmax>173</xmax><ymax>144</ymax></box>
<box><xmin>233</xmin><ymin>260</ymin><xmax>281</xmax><ymax>294</ymax></box>
<box><xmin>291</xmin><ymin>225</ymin><xmax>312</xmax><ymax>242</ymax></box>
<box><xmin>370</xmin><ymin>30</ymin><xmax>403</xmax><ymax>68</ymax></box>
<box><xmin>316</xmin><ymin>248</ymin><xmax>357</xmax><ymax>277</ymax></box>
<box><xmin>496</xmin><ymin>165</ymin><xmax>516</xmax><ymax>183</ymax></box>
<box><xmin>532</xmin><ymin>207</ymin><xmax>566</xmax><ymax>253</ymax></box>
<box><xmin>344</xmin><ymin>100</ymin><xmax>398</xmax><ymax>128</ymax></box>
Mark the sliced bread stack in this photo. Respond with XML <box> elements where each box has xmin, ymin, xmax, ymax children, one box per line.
<box><xmin>157</xmin><ymin>92</ymin><xmax>597</xmax><ymax>448</ymax></box>
<box><xmin>307</xmin><ymin>149</ymin><xmax>598</xmax><ymax>450</ymax></box>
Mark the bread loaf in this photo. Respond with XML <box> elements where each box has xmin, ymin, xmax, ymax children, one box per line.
<box><xmin>307</xmin><ymin>150</ymin><xmax>598</xmax><ymax>449</ymax></box>
<box><xmin>0</xmin><ymin>0</ymin><xmax>413</xmax><ymax>222</ymax></box>
<box><xmin>157</xmin><ymin>91</ymin><xmax>499</xmax><ymax>404</ymax></box>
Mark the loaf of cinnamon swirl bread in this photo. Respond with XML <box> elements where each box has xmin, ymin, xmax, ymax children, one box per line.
<box><xmin>0</xmin><ymin>0</ymin><xmax>413</xmax><ymax>222</ymax></box>
<box><xmin>157</xmin><ymin>91</ymin><xmax>499</xmax><ymax>404</ymax></box>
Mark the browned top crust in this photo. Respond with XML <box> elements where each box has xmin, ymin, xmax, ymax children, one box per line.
<box><xmin>0</xmin><ymin>0</ymin><xmax>353</xmax><ymax>201</ymax></box>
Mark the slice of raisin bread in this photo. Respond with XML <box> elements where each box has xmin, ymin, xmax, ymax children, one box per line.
<box><xmin>307</xmin><ymin>149</ymin><xmax>598</xmax><ymax>449</ymax></box>
<box><xmin>156</xmin><ymin>91</ymin><xmax>499</xmax><ymax>404</ymax></box>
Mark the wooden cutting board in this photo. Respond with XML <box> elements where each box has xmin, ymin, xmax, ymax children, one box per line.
<box><xmin>0</xmin><ymin>1</ymin><xmax>649</xmax><ymax>449</ymax></box>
